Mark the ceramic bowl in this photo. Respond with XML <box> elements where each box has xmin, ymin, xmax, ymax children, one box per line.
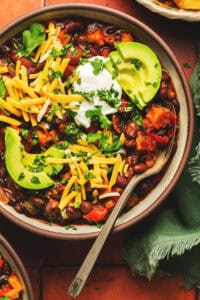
<box><xmin>0</xmin><ymin>4</ymin><xmax>194</xmax><ymax>239</ymax></box>
<box><xmin>0</xmin><ymin>234</ymin><xmax>34</xmax><ymax>300</ymax></box>
<box><xmin>136</xmin><ymin>0</ymin><xmax>200</xmax><ymax>22</ymax></box>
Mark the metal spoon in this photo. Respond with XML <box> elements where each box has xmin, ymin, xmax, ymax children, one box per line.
<box><xmin>68</xmin><ymin>129</ymin><xmax>175</xmax><ymax>298</ymax></box>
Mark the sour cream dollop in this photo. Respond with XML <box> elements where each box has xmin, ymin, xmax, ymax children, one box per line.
<box><xmin>72</xmin><ymin>56</ymin><xmax>122</xmax><ymax>128</ymax></box>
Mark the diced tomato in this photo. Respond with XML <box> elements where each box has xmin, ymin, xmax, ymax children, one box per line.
<box><xmin>11</xmin><ymin>52</ymin><xmax>33</xmax><ymax>69</ymax></box>
<box><xmin>84</xmin><ymin>205</ymin><xmax>108</xmax><ymax>223</ymax></box>
<box><xmin>146</xmin><ymin>105</ymin><xmax>173</xmax><ymax>129</ymax></box>
<box><xmin>136</xmin><ymin>132</ymin><xmax>156</xmax><ymax>152</ymax></box>
<box><xmin>86</xmin><ymin>28</ymin><xmax>105</xmax><ymax>46</ymax></box>
<box><xmin>37</xmin><ymin>130</ymin><xmax>57</xmax><ymax>148</ymax></box>
<box><xmin>151</xmin><ymin>134</ymin><xmax>169</xmax><ymax>146</ymax></box>
<box><xmin>8</xmin><ymin>273</ymin><xmax>23</xmax><ymax>291</ymax></box>
<box><xmin>120</xmin><ymin>32</ymin><xmax>134</xmax><ymax>42</ymax></box>
<box><xmin>119</xmin><ymin>98</ymin><xmax>129</xmax><ymax>113</ymax></box>
<box><xmin>58</xmin><ymin>30</ymin><xmax>71</xmax><ymax>45</ymax></box>
<box><xmin>18</xmin><ymin>57</ymin><xmax>33</xmax><ymax>69</ymax></box>
<box><xmin>0</xmin><ymin>286</ymin><xmax>12</xmax><ymax>297</ymax></box>
<box><xmin>66</xmin><ymin>47</ymin><xmax>83</xmax><ymax>65</ymax></box>
<box><xmin>64</xmin><ymin>64</ymin><xmax>75</xmax><ymax>78</ymax></box>
<box><xmin>99</xmin><ymin>47</ymin><xmax>111</xmax><ymax>57</ymax></box>
<box><xmin>104</xmin><ymin>35</ymin><xmax>115</xmax><ymax>45</ymax></box>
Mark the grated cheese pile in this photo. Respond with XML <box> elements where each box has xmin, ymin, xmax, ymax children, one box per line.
<box><xmin>0</xmin><ymin>22</ymin><xmax>84</xmax><ymax>127</ymax></box>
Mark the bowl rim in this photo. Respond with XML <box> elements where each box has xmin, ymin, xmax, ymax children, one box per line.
<box><xmin>0</xmin><ymin>3</ymin><xmax>194</xmax><ymax>240</ymax></box>
<box><xmin>0</xmin><ymin>234</ymin><xmax>34</xmax><ymax>300</ymax></box>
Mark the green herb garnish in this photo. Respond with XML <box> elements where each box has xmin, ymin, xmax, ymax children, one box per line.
<box><xmin>31</xmin><ymin>176</ymin><xmax>40</xmax><ymax>184</ymax></box>
<box><xmin>17</xmin><ymin>23</ymin><xmax>46</xmax><ymax>57</ymax></box>
<box><xmin>86</xmin><ymin>106</ymin><xmax>111</xmax><ymax>129</ymax></box>
<box><xmin>65</xmin><ymin>224</ymin><xmax>77</xmax><ymax>231</ymax></box>
<box><xmin>90</xmin><ymin>58</ymin><xmax>104</xmax><ymax>75</ymax></box>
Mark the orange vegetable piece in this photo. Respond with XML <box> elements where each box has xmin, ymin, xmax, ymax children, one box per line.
<box><xmin>136</xmin><ymin>132</ymin><xmax>156</xmax><ymax>152</ymax></box>
<box><xmin>145</xmin><ymin>105</ymin><xmax>175</xmax><ymax>129</ymax></box>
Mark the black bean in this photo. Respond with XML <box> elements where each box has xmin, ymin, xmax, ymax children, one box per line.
<box><xmin>66</xmin><ymin>206</ymin><xmax>81</xmax><ymax>219</ymax></box>
<box><xmin>125</xmin><ymin>121</ymin><xmax>138</xmax><ymax>138</ymax></box>
<box><xmin>80</xmin><ymin>201</ymin><xmax>92</xmax><ymax>214</ymax></box>
<box><xmin>116</xmin><ymin>175</ymin><xmax>128</xmax><ymax>188</ymax></box>
<box><xmin>134</xmin><ymin>163</ymin><xmax>147</xmax><ymax>174</ymax></box>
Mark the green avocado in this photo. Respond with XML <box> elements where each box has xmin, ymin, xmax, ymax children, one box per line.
<box><xmin>105</xmin><ymin>41</ymin><xmax>162</xmax><ymax>109</ymax></box>
<box><xmin>5</xmin><ymin>127</ymin><xmax>64</xmax><ymax>190</ymax></box>
<box><xmin>23</xmin><ymin>145</ymin><xmax>65</xmax><ymax>177</ymax></box>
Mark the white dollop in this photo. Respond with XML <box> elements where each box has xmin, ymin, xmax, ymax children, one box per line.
<box><xmin>72</xmin><ymin>56</ymin><xmax>122</xmax><ymax>128</ymax></box>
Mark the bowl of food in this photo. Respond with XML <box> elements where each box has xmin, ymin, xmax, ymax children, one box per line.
<box><xmin>0</xmin><ymin>234</ymin><xmax>34</xmax><ymax>300</ymax></box>
<box><xmin>0</xmin><ymin>4</ymin><xmax>194</xmax><ymax>239</ymax></box>
<box><xmin>136</xmin><ymin>0</ymin><xmax>200</xmax><ymax>21</ymax></box>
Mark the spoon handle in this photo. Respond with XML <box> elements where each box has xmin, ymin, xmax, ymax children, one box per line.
<box><xmin>67</xmin><ymin>175</ymin><xmax>141</xmax><ymax>298</ymax></box>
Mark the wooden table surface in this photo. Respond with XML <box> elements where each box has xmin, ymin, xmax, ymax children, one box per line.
<box><xmin>0</xmin><ymin>1</ymin><xmax>199</xmax><ymax>299</ymax></box>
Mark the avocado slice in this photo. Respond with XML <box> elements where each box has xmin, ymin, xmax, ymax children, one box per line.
<box><xmin>5</xmin><ymin>127</ymin><xmax>64</xmax><ymax>190</ymax></box>
<box><xmin>105</xmin><ymin>41</ymin><xmax>162</xmax><ymax>109</ymax></box>
<box><xmin>109</xmin><ymin>51</ymin><xmax>135</xmax><ymax>72</ymax></box>
<box><xmin>23</xmin><ymin>145</ymin><xmax>65</xmax><ymax>177</ymax></box>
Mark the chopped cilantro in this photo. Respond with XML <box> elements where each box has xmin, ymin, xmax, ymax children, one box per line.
<box><xmin>96</xmin><ymin>222</ymin><xmax>103</xmax><ymax>229</ymax></box>
<box><xmin>21</xmin><ymin>128</ymin><xmax>28</xmax><ymax>139</ymax></box>
<box><xmin>64</xmin><ymin>123</ymin><xmax>82</xmax><ymax>143</ymax></box>
<box><xmin>61</xmin><ymin>178</ymin><xmax>68</xmax><ymax>184</ymax></box>
<box><xmin>82</xmin><ymin>49</ymin><xmax>90</xmax><ymax>57</ymax></box>
<box><xmin>79</xmin><ymin>58</ymin><xmax>89</xmax><ymax>65</ymax></box>
<box><xmin>17</xmin><ymin>23</ymin><xmax>46</xmax><ymax>57</ymax></box>
<box><xmin>86</xmin><ymin>106</ymin><xmax>111</xmax><ymax>129</ymax></box>
<box><xmin>90</xmin><ymin>58</ymin><xmax>104</xmax><ymax>75</ymax></box>
<box><xmin>33</xmin><ymin>155</ymin><xmax>47</xmax><ymax>167</ymax></box>
<box><xmin>131</xmin><ymin>58</ymin><xmax>142</xmax><ymax>70</ymax></box>
<box><xmin>152</xmin><ymin>82</ymin><xmax>158</xmax><ymax>88</ymax></box>
<box><xmin>70</xmin><ymin>198</ymin><xmax>81</xmax><ymax>209</ymax></box>
<box><xmin>97</xmin><ymin>86</ymin><xmax>120</xmax><ymax>108</ymax></box>
<box><xmin>32</xmin><ymin>138</ymin><xmax>38</xmax><ymax>146</ymax></box>
<box><xmin>132</xmin><ymin>114</ymin><xmax>143</xmax><ymax>126</ymax></box>
<box><xmin>47</xmin><ymin>214</ymin><xmax>54</xmax><ymax>225</ymax></box>
<box><xmin>66</xmin><ymin>109</ymin><xmax>77</xmax><ymax>118</ymax></box>
<box><xmin>53</xmin><ymin>88</ymin><xmax>61</xmax><ymax>94</ymax></box>
<box><xmin>54</xmin><ymin>142</ymin><xmax>68</xmax><ymax>150</ymax></box>
<box><xmin>145</xmin><ymin>81</ymin><xmax>158</xmax><ymax>89</ymax></box>
<box><xmin>28</xmin><ymin>165</ymin><xmax>44</xmax><ymax>173</ymax></box>
<box><xmin>112</xmin><ymin>68</ymin><xmax>118</xmax><ymax>79</ymax></box>
<box><xmin>50</xmin><ymin>43</ymin><xmax>74</xmax><ymax>58</ymax></box>
<box><xmin>130</xmin><ymin>95</ymin><xmax>139</xmax><ymax>105</ymax></box>
<box><xmin>31</xmin><ymin>176</ymin><xmax>40</xmax><ymax>184</ymax></box>
<box><xmin>49</xmin><ymin>68</ymin><xmax>62</xmax><ymax>81</ymax></box>
<box><xmin>77</xmin><ymin>78</ymin><xmax>81</xmax><ymax>85</ymax></box>
<box><xmin>20</xmin><ymin>144</ymin><xmax>25</xmax><ymax>152</ymax></box>
<box><xmin>87</xmin><ymin>132</ymin><xmax>122</xmax><ymax>154</ymax></box>
<box><xmin>18</xmin><ymin>172</ymin><xmax>25</xmax><ymax>181</ymax></box>
<box><xmin>84</xmin><ymin>171</ymin><xmax>95</xmax><ymax>180</ymax></box>
<box><xmin>65</xmin><ymin>224</ymin><xmax>77</xmax><ymax>231</ymax></box>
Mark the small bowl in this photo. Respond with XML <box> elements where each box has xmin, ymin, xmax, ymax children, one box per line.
<box><xmin>0</xmin><ymin>234</ymin><xmax>34</xmax><ymax>300</ymax></box>
<box><xmin>136</xmin><ymin>0</ymin><xmax>200</xmax><ymax>22</ymax></box>
<box><xmin>0</xmin><ymin>4</ymin><xmax>194</xmax><ymax>239</ymax></box>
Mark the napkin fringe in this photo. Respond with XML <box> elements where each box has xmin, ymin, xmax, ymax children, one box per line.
<box><xmin>148</xmin><ymin>234</ymin><xmax>200</xmax><ymax>278</ymax></box>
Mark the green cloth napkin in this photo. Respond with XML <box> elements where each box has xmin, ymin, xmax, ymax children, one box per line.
<box><xmin>123</xmin><ymin>62</ymin><xmax>200</xmax><ymax>289</ymax></box>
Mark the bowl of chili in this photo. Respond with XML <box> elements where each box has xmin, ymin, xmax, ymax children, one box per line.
<box><xmin>0</xmin><ymin>234</ymin><xmax>34</xmax><ymax>300</ymax></box>
<box><xmin>0</xmin><ymin>4</ymin><xmax>194</xmax><ymax>239</ymax></box>
<box><xmin>136</xmin><ymin>0</ymin><xmax>200</xmax><ymax>21</ymax></box>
